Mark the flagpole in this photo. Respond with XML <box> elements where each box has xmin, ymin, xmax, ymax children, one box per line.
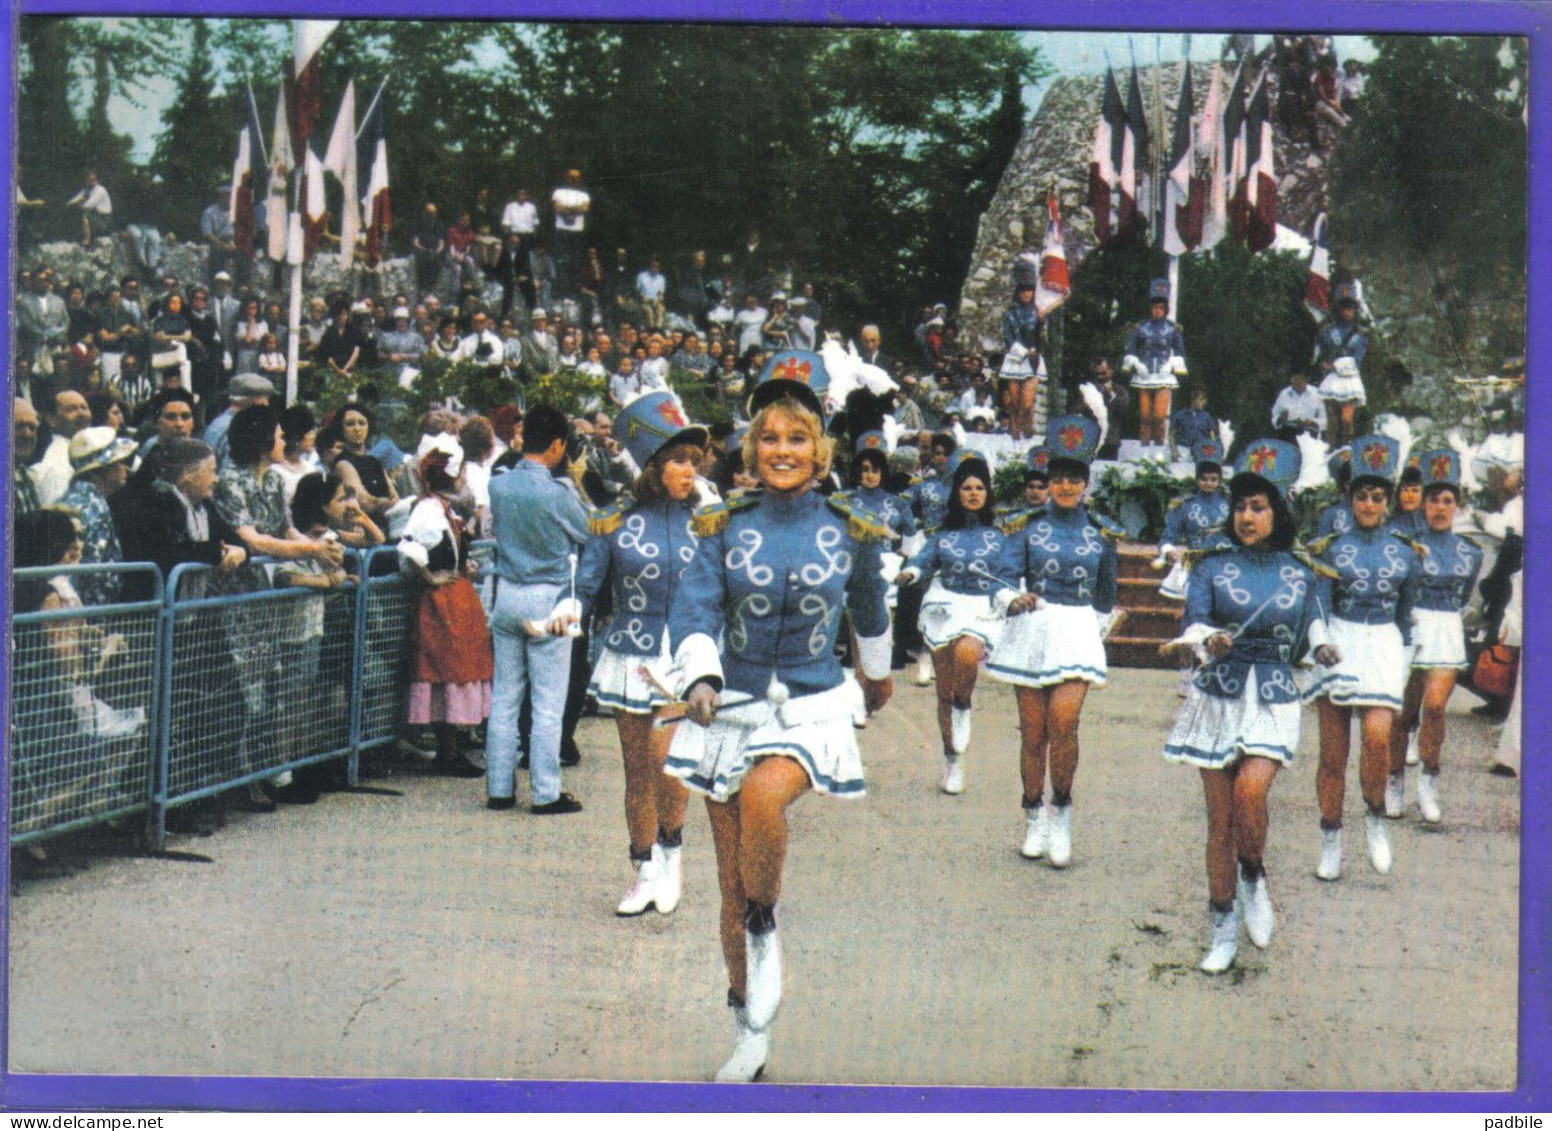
<box><xmin>355</xmin><ymin>79</ymin><xmax>387</xmax><ymax>143</ymax></box>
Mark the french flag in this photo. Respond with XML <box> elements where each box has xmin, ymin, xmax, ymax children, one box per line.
<box><xmin>285</xmin><ymin>20</ymin><xmax>337</xmax><ymax>156</ymax></box>
<box><xmin>1243</xmin><ymin>69</ymin><xmax>1277</xmax><ymax>252</ymax></box>
<box><xmin>357</xmin><ymin>87</ymin><xmax>392</xmax><ymax>269</ymax></box>
<box><xmin>1120</xmin><ymin>64</ymin><xmax>1149</xmax><ymax>236</ymax></box>
<box><xmin>323</xmin><ymin>80</ymin><xmax>359</xmax><ymax>271</ymax></box>
<box><xmin>1305</xmin><ymin>211</ymin><xmax>1331</xmax><ymax>317</ymax></box>
<box><xmin>1163</xmin><ymin>64</ymin><xmax>1204</xmax><ymax>256</ymax></box>
<box><xmin>1035</xmin><ymin>191</ymin><xmax>1070</xmax><ymax>317</ymax></box>
<box><xmin>1088</xmin><ymin>68</ymin><xmax>1127</xmax><ymax>245</ymax></box>
<box><xmin>230</xmin><ymin>86</ymin><xmax>266</xmax><ymax>257</ymax></box>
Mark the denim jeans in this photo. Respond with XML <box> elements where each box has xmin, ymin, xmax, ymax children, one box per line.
<box><xmin>486</xmin><ymin>580</ymin><xmax>569</xmax><ymax>805</ymax></box>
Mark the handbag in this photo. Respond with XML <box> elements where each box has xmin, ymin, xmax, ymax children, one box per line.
<box><xmin>1472</xmin><ymin>643</ymin><xmax>1519</xmax><ymax>700</ymax></box>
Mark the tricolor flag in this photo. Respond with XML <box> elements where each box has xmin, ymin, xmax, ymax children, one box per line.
<box><xmin>1035</xmin><ymin>191</ymin><xmax>1070</xmax><ymax>317</ymax></box>
<box><xmin>1163</xmin><ymin>64</ymin><xmax>1204</xmax><ymax>256</ymax></box>
<box><xmin>230</xmin><ymin>86</ymin><xmax>267</xmax><ymax>257</ymax></box>
<box><xmin>266</xmin><ymin>87</ymin><xmax>293</xmax><ymax>262</ymax></box>
<box><xmin>1197</xmin><ymin>62</ymin><xmax>1227</xmax><ymax>250</ymax></box>
<box><xmin>285</xmin><ymin>20</ymin><xmax>337</xmax><ymax>156</ymax></box>
<box><xmin>295</xmin><ymin>145</ymin><xmax>328</xmax><ymax>262</ymax></box>
<box><xmin>323</xmin><ymin>79</ymin><xmax>359</xmax><ymax>271</ymax></box>
<box><xmin>1088</xmin><ymin>68</ymin><xmax>1127</xmax><ymax>245</ymax></box>
<box><xmin>1225</xmin><ymin>62</ymin><xmax>1250</xmax><ymax>245</ymax></box>
<box><xmin>1304</xmin><ymin>211</ymin><xmax>1331</xmax><ymax>318</ymax></box>
<box><xmin>357</xmin><ymin>85</ymin><xmax>391</xmax><ymax>269</ymax></box>
<box><xmin>1120</xmin><ymin>64</ymin><xmax>1150</xmax><ymax>236</ymax></box>
<box><xmin>1243</xmin><ymin>69</ymin><xmax>1277</xmax><ymax>252</ymax></box>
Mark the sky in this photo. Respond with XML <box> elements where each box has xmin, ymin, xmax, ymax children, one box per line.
<box><xmin>107</xmin><ymin>26</ymin><xmax>1380</xmax><ymax>163</ymax></box>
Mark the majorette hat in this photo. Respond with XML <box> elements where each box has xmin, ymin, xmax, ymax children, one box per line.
<box><xmin>1192</xmin><ymin>438</ymin><xmax>1226</xmax><ymax>473</ymax></box>
<box><xmin>1333</xmin><ymin>281</ymin><xmax>1358</xmax><ymax>308</ymax></box>
<box><xmin>1349</xmin><ymin>433</ymin><xmax>1401</xmax><ymax>488</ymax></box>
<box><xmin>854</xmin><ymin>430</ymin><xmax>888</xmax><ymax>455</ymax></box>
<box><xmin>1232</xmin><ymin>438</ymin><xmax>1302</xmax><ymax>497</ymax></box>
<box><xmin>615</xmin><ymin>391</ymin><xmax>708</xmax><ymax>471</ymax></box>
<box><xmin>1012</xmin><ymin>258</ymin><xmax>1038</xmax><ymax>289</ymax></box>
<box><xmin>1414</xmin><ymin>449</ymin><xmax>1462</xmax><ymax>493</ymax></box>
<box><xmin>1046</xmin><ymin>414</ymin><xmax>1101</xmax><ymax>470</ymax></box>
<box><xmin>1148</xmin><ymin>278</ymin><xmax>1171</xmax><ymax>303</ymax></box>
<box><xmin>750</xmin><ymin>348</ymin><xmax>829</xmax><ymax>418</ymax></box>
<box><xmin>1025</xmin><ymin>444</ymin><xmax>1053</xmax><ymax>480</ymax></box>
<box><xmin>1327</xmin><ymin>445</ymin><xmax>1352</xmax><ymax>486</ymax></box>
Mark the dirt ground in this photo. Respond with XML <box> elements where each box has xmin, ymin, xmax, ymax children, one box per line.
<box><xmin>6</xmin><ymin>668</ymin><xmax>1521</xmax><ymax>1093</ymax></box>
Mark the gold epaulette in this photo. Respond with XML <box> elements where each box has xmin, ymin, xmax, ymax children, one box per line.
<box><xmin>1292</xmin><ymin>549</ymin><xmax>1341</xmax><ymax>580</ymax></box>
<box><xmin>1089</xmin><ymin>513</ymin><xmax>1126</xmax><ymax>542</ymax></box>
<box><xmin>826</xmin><ymin>493</ymin><xmax>890</xmax><ymax>545</ymax></box>
<box><xmin>1182</xmin><ymin>544</ymin><xmax>1235</xmax><ymax>570</ymax></box>
<box><xmin>691</xmin><ymin>491</ymin><xmax>760</xmax><ymax>538</ymax></box>
<box><xmin>1303</xmin><ymin>533</ymin><xmax>1338</xmax><ymax>557</ymax></box>
<box><xmin>589</xmin><ymin>499</ymin><xmax>628</xmax><ymax>537</ymax></box>
<box><xmin>998</xmin><ymin>505</ymin><xmax>1045</xmax><ymax>537</ymax></box>
<box><xmin>1167</xmin><ymin>496</ymin><xmax>1186</xmax><ymax>511</ymax></box>
<box><xmin>1391</xmin><ymin>531</ymin><xmax>1428</xmax><ymax>558</ymax></box>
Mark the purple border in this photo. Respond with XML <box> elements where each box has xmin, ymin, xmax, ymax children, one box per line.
<box><xmin>2</xmin><ymin>0</ymin><xmax>1547</xmax><ymax>1113</ymax></box>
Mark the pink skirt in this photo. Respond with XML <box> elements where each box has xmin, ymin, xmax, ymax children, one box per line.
<box><xmin>404</xmin><ymin>680</ymin><xmax>492</xmax><ymax>725</ymax></box>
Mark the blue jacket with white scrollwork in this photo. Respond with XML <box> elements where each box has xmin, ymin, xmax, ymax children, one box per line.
<box><xmin>1185</xmin><ymin>549</ymin><xmax>1320</xmax><ymax>703</ymax></box>
<box><xmin>573</xmin><ymin>498</ymin><xmax>699</xmax><ymax>657</ymax></box>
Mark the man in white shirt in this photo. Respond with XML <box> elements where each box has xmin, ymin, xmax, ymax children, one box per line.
<box><xmin>551</xmin><ymin>169</ymin><xmax>591</xmax><ymax>297</ymax></box>
<box><xmin>1270</xmin><ymin>369</ymin><xmax>1327</xmax><ymax>441</ymax></box>
<box><xmin>66</xmin><ymin>170</ymin><xmax>113</xmax><ymax>245</ymax></box>
<box><xmin>635</xmin><ymin>257</ymin><xmax>667</xmax><ymax>330</ymax></box>
<box><xmin>31</xmin><ymin>389</ymin><xmax>92</xmax><ymax>506</ymax></box>
<box><xmin>734</xmin><ymin>293</ymin><xmax>768</xmax><ymax>359</ymax></box>
<box><xmin>502</xmin><ymin>187</ymin><xmax>539</xmax><ymax>237</ymax></box>
<box><xmin>458</xmin><ymin>310</ymin><xmax>504</xmax><ymax>366</ymax></box>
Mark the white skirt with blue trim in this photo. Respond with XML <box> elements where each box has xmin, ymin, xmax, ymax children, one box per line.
<box><xmin>1303</xmin><ymin>617</ymin><xmax>1406</xmax><ymax>709</ymax></box>
<box><xmin>918</xmin><ymin>581</ymin><xmax>1003</xmax><ymax>651</ymax></box>
<box><xmin>1409</xmin><ymin>608</ymin><xmax>1469</xmax><ymax>670</ymax></box>
<box><xmin>588</xmin><ymin>637</ymin><xmax>674</xmax><ymax>715</ymax></box>
<box><xmin>1164</xmin><ymin>669</ymin><xmax>1302</xmax><ymax>769</ymax></box>
<box><xmin>665</xmin><ymin>677</ymin><xmax>866</xmax><ymax>802</ymax></box>
<box><xmin>986</xmin><ymin>601</ymin><xmax>1108</xmax><ymax>689</ymax></box>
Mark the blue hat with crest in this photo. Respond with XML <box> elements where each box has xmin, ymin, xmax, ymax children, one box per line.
<box><xmin>1415</xmin><ymin>449</ymin><xmax>1462</xmax><ymax>492</ymax></box>
<box><xmin>750</xmin><ymin>349</ymin><xmax>829</xmax><ymax>418</ymax></box>
<box><xmin>1149</xmin><ymin>278</ymin><xmax>1170</xmax><ymax>302</ymax></box>
<box><xmin>1025</xmin><ymin>444</ymin><xmax>1053</xmax><ymax>479</ymax></box>
<box><xmin>1192</xmin><ymin>438</ymin><xmax>1225</xmax><ymax>471</ymax></box>
<box><xmin>614</xmin><ymin>391</ymin><xmax>708</xmax><ymax>472</ymax></box>
<box><xmin>1233</xmin><ymin>438</ymin><xmax>1302</xmax><ymax>495</ymax></box>
<box><xmin>1046</xmin><ymin>415</ymin><xmax>1101</xmax><ymax>468</ymax></box>
<box><xmin>854</xmin><ymin>430</ymin><xmax>888</xmax><ymax>455</ymax></box>
<box><xmin>1350</xmin><ymin>434</ymin><xmax>1400</xmax><ymax>486</ymax></box>
<box><xmin>1334</xmin><ymin>282</ymin><xmax>1358</xmax><ymax>307</ymax></box>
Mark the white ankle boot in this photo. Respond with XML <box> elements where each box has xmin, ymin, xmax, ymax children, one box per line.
<box><xmin>1417</xmin><ymin>772</ymin><xmax>1442</xmax><ymax>824</ymax></box>
<box><xmin>616</xmin><ymin>847</ymin><xmax>662</xmax><ymax>916</ymax></box>
<box><xmin>1238</xmin><ymin>871</ymin><xmax>1274</xmax><ymax>948</ymax></box>
<box><xmin>1020</xmin><ymin>805</ymin><xmax>1047</xmax><ymax>858</ymax></box>
<box><xmin>715</xmin><ymin>1001</ymin><xmax>770</xmax><ymax>1083</ymax></box>
<box><xmin>913</xmin><ymin>654</ymin><xmax>933</xmax><ymax>687</ymax></box>
<box><xmin>1316</xmin><ymin>826</ymin><xmax>1343</xmax><ymax>881</ymax></box>
<box><xmin>950</xmin><ymin>705</ymin><xmax>972</xmax><ymax>756</ymax></box>
<box><xmin>1200</xmin><ymin>903</ymin><xmax>1240</xmax><ymax>974</ymax></box>
<box><xmin>941</xmin><ymin>756</ymin><xmax>964</xmax><ymax>795</ymax></box>
<box><xmin>1405</xmin><ymin>731</ymin><xmax>1420</xmax><ymax>766</ymax></box>
<box><xmin>744</xmin><ymin>928</ymin><xmax>783</xmax><ymax>1030</ymax></box>
<box><xmin>657</xmin><ymin>844</ymin><xmax>683</xmax><ymax>913</ymax></box>
<box><xmin>1365</xmin><ymin>811</ymin><xmax>1393</xmax><ymax>874</ymax></box>
<box><xmin>1384</xmin><ymin>772</ymin><xmax>1405</xmax><ymax>818</ymax></box>
<box><xmin>1047</xmin><ymin>803</ymin><xmax>1073</xmax><ymax>868</ymax></box>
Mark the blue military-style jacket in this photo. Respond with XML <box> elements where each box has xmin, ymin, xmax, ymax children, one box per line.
<box><xmin>1124</xmin><ymin>316</ymin><xmax>1186</xmax><ymax>376</ymax></box>
<box><xmin>843</xmin><ymin>485</ymin><xmax>917</xmax><ymax>541</ymax></box>
<box><xmin>1003</xmin><ymin>504</ymin><xmax>1121</xmax><ymax>612</ymax></box>
<box><xmin>573</xmin><ymin>497</ymin><xmax>699</xmax><ymax>657</ymax></box>
<box><xmin>1412</xmin><ymin>528</ymin><xmax>1484</xmax><ymax>614</ymax></box>
<box><xmin>1316</xmin><ymin>500</ymin><xmax>1354</xmax><ymax>539</ymax></box>
<box><xmin>1161</xmin><ymin>490</ymin><xmax>1231</xmax><ymax>552</ymax></box>
<box><xmin>904</xmin><ymin>474</ymin><xmax>951</xmax><ymax>534</ymax></box>
<box><xmin>1184</xmin><ymin>548</ymin><xmax>1323</xmax><ymax>704</ymax></box>
<box><xmin>670</xmin><ymin>489</ymin><xmax>890</xmax><ymax>698</ymax></box>
<box><xmin>1315</xmin><ymin>320</ymin><xmax>1367</xmax><ymax>368</ymax></box>
<box><xmin>903</xmin><ymin>523</ymin><xmax>1017</xmax><ymax>598</ymax></box>
<box><xmin>1310</xmin><ymin>526</ymin><xmax>1421</xmax><ymax>644</ymax></box>
<box><xmin>1002</xmin><ymin>301</ymin><xmax>1042</xmax><ymax>352</ymax></box>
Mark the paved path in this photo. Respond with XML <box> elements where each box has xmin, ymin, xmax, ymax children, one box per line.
<box><xmin>8</xmin><ymin>669</ymin><xmax>1520</xmax><ymax>1090</ymax></box>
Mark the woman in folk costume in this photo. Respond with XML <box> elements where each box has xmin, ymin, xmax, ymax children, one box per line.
<box><xmin>1155</xmin><ymin>440</ymin><xmax>1233</xmax><ymax>695</ymax></box>
<box><xmin>548</xmin><ymin>391</ymin><xmax>705</xmax><ymax>917</ymax></box>
<box><xmin>895</xmin><ymin>451</ymin><xmax>1017</xmax><ymax>795</ymax></box>
<box><xmin>1303</xmin><ymin>434</ymin><xmax>1421</xmax><ymax>880</ymax></box>
<box><xmin>665</xmin><ymin>349</ymin><xmax>894</xmax><ymax>1082</ymax></box>
<box><xmin>989</xmin><ymin>415</ymin><xmax>1122</xmax><ymax>868</ymax></box>
<box><xmin>1123</xmin><ymin>278</ymin><xmax>1188</xmax><ymax>450</ymax></box>
<box><xmin>397</xmin><ymin>441</ymin><xmax>494</xmax><ymax>778</ymax></box>
<box><xmin>1160</xmin><ymin>440</ymin><xmax>1341</xmax><ymax>974</ymax></box>
<box><xmin>1384</xmin><ymin>450</ymin><xmax>1483</xmax><ymax>824</ymax></box>
<box><xmin>999</xmin><ymin>257</ymin><xmax>1045</xmax><ymax>442</ymax></box>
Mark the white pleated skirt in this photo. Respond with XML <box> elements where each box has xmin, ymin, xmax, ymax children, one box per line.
<box><xmin>665</xmin><ymin>678</ymin><xmax>866</xmax><ymax>802</ymax></box>
<box><xmin>919</xmin><ymin>581</ymin><xmax>1003</xmax><ymax>651</ymax></box>
<box><xmin>1163</xmin><ymin>672</ymin><xmax>1302</xmax><ymax>768</ymax></box>
<box><xmin>1304</xmin><ymin>617</ymin><xmax>1406</xmax><ymax>709</ymax></box>
<box><xmin>1319</xmin><ymin>372</ymin><xmax>1367</xmax><ymax>404</ymax></box>
<box><xmin>986</xmin><ymin>601</ymin><xmax>1108</xmax><ymax>689</ymax></box>
<box><xmin>588</xmin><ymin>637</ymin><xmax>673</xmax><ymax>715</ymax></box>
<box><xmin>1410</xmin><ymin>608</ymin><xmax>1469</xmax><ymax>670</ymax></box>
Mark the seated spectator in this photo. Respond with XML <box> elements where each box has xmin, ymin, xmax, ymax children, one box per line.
<box><xmin>149</xmin><ymin>293</ymin><xmax>194</xmax><ymax>395</ymax></box>
<box><xmin>66</xmin><ymin>170</ymin><xmax>113</xmax><ymax>246</ymax></box>
<box><xmin>638</xmin><ymin>337</ymin><xmax>670</xmax><ymax>392</ymax></box>
<box><xmin>445</xmin><ymin>211</ymin><xmax>481</xmax><ymax>296</ymax></box>
<box><xmin>459</xmin><ymin>310</ymin><xmax>504</xmax><ymax>367</ymax></box>
<box><xmin>610</xmin><ymin>356</ymin><xmax>642</xmax><ymax>408</ymax></box>
<box><xmin>1170</xmin><ymin>385</ymin><xmax>1217</xmax><ymax>459</ymax></box>
<box><xmin>233</xmin><ymin>298</ymin><xmax>268</xmax><ymax>375</ymax></box>
<box><xmin>57</xmin><ymin>427</ymin><xmax>137</xmax><ymax>606</ymax></box>
<box><xmin>635</xmin><ymin>256</ymin><xmax>667</xmax><ymax>330</ymax></box>
<box><xmin>256</xmin><ymin>333</ymin><xmax>287</xmax><ymax>384</ymax></box>
<box><xmin>1271</xmin><ymin>368</ymin><xmax>1328</xmax><ymax>441</ymax></box>
<box><xmin>273</xmin><ymin>404</ymin><xmax>322</xmax><ymax>506</ymax></box>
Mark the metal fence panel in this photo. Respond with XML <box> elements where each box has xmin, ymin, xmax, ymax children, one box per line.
<box><xmin>357</xmin><ymin>548</ymin><xmax>414</xmax><ymax>749</ymax></box>
<box><xmin>10</xmin><ymin>566</ymin><xmax>163</xmax><ymax>843</ymax></box>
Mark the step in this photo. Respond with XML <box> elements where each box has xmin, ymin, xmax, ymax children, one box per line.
<box><xmin>1115</xmin><ymin>611</ymin><xmax>1184</xmax><ymax>639</ymax></box>
<box><xmin>1107</xmin><ymin>639</ymin><xmax>1179</xmax><ymax>670</ymax></box>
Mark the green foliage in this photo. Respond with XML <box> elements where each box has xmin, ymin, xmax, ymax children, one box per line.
<box><xmin>522</xmin><ymin>367</ymin><xmax>606</xmax><ymax>420</ymax></box>
<box><xmin>992</xmin><ymin>460</ymin><xmax>1026</xmax><ymax>505</ymax></box>
<box><xmin>1090</xmin><ymin>459</ymin><xmax>1194</xmax><ymax>542</ymax></box>
<box><xmin>667</xmin><ymin>366</ymin><xmax>732</xmax><ymax>431</ymax></box>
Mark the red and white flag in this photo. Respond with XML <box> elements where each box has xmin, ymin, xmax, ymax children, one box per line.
<box><xmin>358</xmin><ymin>86</ymin><xmax>391</xmax><ymax>269</ymax></box>
<box><xmin>1088</xmin><ymin>67</ymin><xmax>1127</xmax><ymax>245</ymax></box>
<box><xmin>290</xmin><ymin>145</ymin><xmax>328</xmax><ymax>264</ymax></box>
<box><xmin>1244</xmin><ymin>69</ymin><xmax>1277</xmax><ymax>252</ymax></box>
<box><xmin>1120</xmin><ymin>64</ymin><xmax>1149</xmax><ymax>236</ymax></box>
<box><xmin>1197</xmin><ymin>62</ymin><xmax>1227</xmax><ymax>250</ymax></box>
<box><xmin>286</xmin><ymin>20</ymin><xmax>337</xmax><ymax>156</ymax></box>
<box><xmin>323</xmin><ymin>79</ymin><xmax>359</xmax><ymax>271</ymax></box>
<box><xmin>1163</xmin><ymin>64</ymin><xmax>1204</xmax><ymax>256</ymax></box>
<box><xmin>230</xmin><ymin>87</ymin><xmax>266</xmax><ymax>257</ymax></box>
<box><xmin>266</xmin><ymin>87</ymin><xmax>293</xmax><ymax>262</ymax></box>
<box><xmin>1035</xmin><ymin>191</ymin><xmax>1070</xmax><ymax>317</ymax></box>
<box><xmin>1226</xmin><ymin>62</ymin><xmax>1250</xmax><ymax>245</ymax></box>
<box><xmin>1304</xmin><ymin>211</ymin><xmax>1331</xmax><ymax>318</ymax></box>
